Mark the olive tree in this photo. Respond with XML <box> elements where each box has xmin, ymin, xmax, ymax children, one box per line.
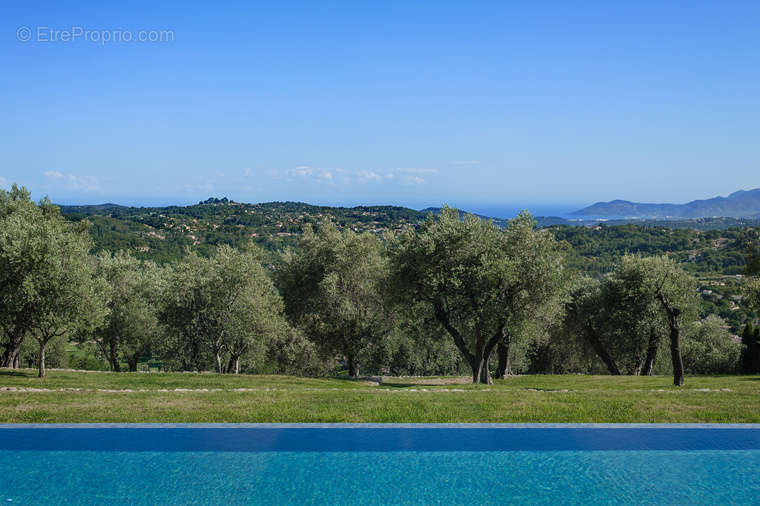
<box><xmin>264</xmin><ymin>326</ymin><xmax>324</xmax><ymax>376</ymax></box>
<box><xmin>30</xmin><ymin>246</ymin><xmax>105</xmax><ymax>378</ymax></box>
<box><xmin>366</xmin><ymin>302</ymin><xmax>470</xmax><ymax>377</ymax></box>
<box><xmin>277</xmin><ymin>221</ymin><xmax>390</xmax><ymax>377</ymax></box>
<box><xmin>160</xmin><ymin>245</ymin><xmax>286</xmax><ymax>373</ymax></box>
<box><xmin>682</xmin><ymin>315</ymin><xmax>741</xmax><ymax>374</ymax></box>
<box><xmin>566</xmin><ymin>276</ymin><xmax>660</xmax><ymax>376</ymax></box>
<box><xmin>617</xmin><ymin>254</ymin><xmax>698</xmax><ymax>386</ymax></box>
<box><xmin>92</xmin><ymin>251</ymin><xmax>167</xmax><ymax>371</ymax></box>
<box><xmin>0</xmin><ymin>184</ymin><xmax>106</xmax><ymax>377</ymax></box>
<box><xmin>497</xmin><ymin>294</ymin><xmax>564</xmax><ymax>377</ymax></box>
<box><xmin>20</xmin><ymin>335</ymin><xmax>67</xmax><ymax>370</ymax></box>
<box><xmin>608</xmin><ymin>260</ymin><xmax>670</xmax><ymax>376</ymax></box>
<box><xmin>493</xmin><ymin>219</ymin><xmax>567</xmax><ymax>379</ymax></box>
<box><xmin>388</xmin><ymin>207</ymin><xmax>565</xmax><ymax>384</ymax></box>
<box><xmin>0</xmin><ymin>185</ymin><xmax>45</xmax><ymax>367</ymax></box>
<box><xmin>565</xmin><ymin>255</ymin><xmax>697</xmax><ymax>384</ymax></box>
<box><xmin>563</xmin><ymin>276</ymin><xmax>623</xmax><ymax>375</ymax></box>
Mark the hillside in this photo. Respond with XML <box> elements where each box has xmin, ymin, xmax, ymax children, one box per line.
<box><xmin>57</xmin><ymin>199</ymin><xmax>758</xmax><ymax>332</ymax></box>
<box><xmin>60</xmin><ymin>199</ymin><xmax>759</xmax><ymax>274</ymax></box>
<box><xmin>573</xmin><ymin>188</ymin><xmax>760</xmax><ymax>219</ymax></box>
<box><xmin>60</xmin><ymin>200</ymin><xmax>429</xmax><ymax>263</ymax></box>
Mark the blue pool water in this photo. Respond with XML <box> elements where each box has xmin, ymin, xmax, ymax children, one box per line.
<box><xmin>1</xmin><ymin>424</ymin><xmax>759</xmax><ymax>505</ymax></box>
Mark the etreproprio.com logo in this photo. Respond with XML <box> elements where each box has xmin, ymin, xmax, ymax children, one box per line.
<box><xmin>16</xmin><ymin>26</ymin><xmax>174</xmax><ymax>44</ymax></box>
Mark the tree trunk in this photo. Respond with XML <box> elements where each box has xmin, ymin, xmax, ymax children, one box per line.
<box><xmin>496</xmin><ymin>341</ymin><xmax>511</xmax><ymax>379</ymax></box>
<box><xmin>1</xmin><ymin>345</ymin><xmax>13</xmax><ymax>368</ymax></box>
<box><xmin>127</xmin><ymin>357</ymin><xmax>139</xmax><ymax>372</ymax></box>
<box><xmin>586</xmin><ymin>330</ymin><xmax>621</xmax><ymax>375</ymax></box>
<box><xmin>668</xmin><ymin>320</ymin><xmax>684</xmax><ymax>386</ymax></box>
<box><xmin>109</xmin><ymin>339</ymin><xmax>120</xmax><ymax>372</ymax></box>
<box><xmin>1</xmin><ymin>342</ymin><xmax>10</xmax><ymax>368</ymax></box>
<box><xmin>433</xmin><ymin>303</ymin><xmax>481</xmax><ymax>383</ymax></box>
<box><xmin>12</xmin><ymin>353</ymin><xmax>19</xmax><ymax>369</ymax></box>
<box><xmin>479</xmin><ymin>359</ymin><xmax>492</xmax><ymax>384</ymax></box>
<box><xmin>347</xmin><ymin>354</ymin><xmax>359</xmax><ymax>378</ymax></box>
<box><xmin>472</xmin><ymin>339</ymin><xmax>487</xmax><ymax>384</ymax></box>
<box><xmin>471</xmin><ymin>358</ymin><xmax>481</xmax><ymax>384</ymax></box>
<box><xmin>657</xmin><ymin>294</ymin><xmax>685</xmax><ymax>386</ymax></box>
<box><xmin>475</xmin><ymin>326</ymin><xmax>507</xmax><ymax>385</ymax></box>
<box><xmin>477</xmin><ymin>335</ymin><xmax>502</xmax><ymax>385</ymax></box>
<box><xmin>215</xmin><ymin>352</ymin><xmax>224</xmax><ymax>374</ymax></box>
<box><xmin>432</xmin><ymin>303</ymin><xmax>504</xmax><ymax>385</ymax></box>
<box><xmin>470</xmin><ymin>356</ymin><xmax>491</xmax><ymax>384</ymax></box>
<box><xmin>2</xmin><ymin>330</ymin><xmax>24</xmax><ymax>368</ymax></box>
<box><xmin>234</xmin><ymin>357</ymin><xmax>240</xmax><ymax>375</ymax></box>
<box><xmin>630</xmin><ymin>354</ymin><xmax>643</xmax><ymax>375</ymax></box>
<box><xmin>38</xmin><ymin>339</ymin><xmax>46</xmax><ymax>378</ymax></box>
<box><xmin>642</xmin><ymin>329</ymin><xmax>659</xmax><ymax>376</ymax></box>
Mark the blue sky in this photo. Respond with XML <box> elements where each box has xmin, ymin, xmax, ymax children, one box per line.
<box><xmin>2</xmin><ymin>1</ymin><xmax>759</xmax><ymax>217</ymax></box>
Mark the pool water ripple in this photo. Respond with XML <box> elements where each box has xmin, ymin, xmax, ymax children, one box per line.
<box><xmin>0</xmin><ymin>424</ymin><xmax>758</xmax><ymax>505</ymax></box>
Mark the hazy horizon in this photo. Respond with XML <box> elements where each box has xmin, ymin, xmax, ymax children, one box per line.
<box><xmin>39</xmin><ymin>184</ymin><xmax>759</xmax><ymax>221</ymax></box>
<box><xmin>36</xmin><ymin>185</ymin><xmax>760</xmax><ymax>222</ymax></box>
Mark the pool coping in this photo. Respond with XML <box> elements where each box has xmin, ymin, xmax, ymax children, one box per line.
<box><xmin>1</xmin><ymin>423</ymin><xmax>760</xmax><ymax>429</ymax></box>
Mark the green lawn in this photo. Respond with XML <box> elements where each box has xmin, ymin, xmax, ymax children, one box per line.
<box><xmin>0</xmin><ymin>369</ymin><xmax>758</xmax><ymax>423</ymax></box>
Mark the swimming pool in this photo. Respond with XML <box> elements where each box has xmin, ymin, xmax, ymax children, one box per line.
<box><xmin>1</xmin><ymin>424</ymin><xmax>759</xmax><ymax>504</ymax></box>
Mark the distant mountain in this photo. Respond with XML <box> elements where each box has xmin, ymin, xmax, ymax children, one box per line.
<box><xmin>572</xmin><ymin>189</ymin><xmax>760</xmax><ymax>219</ymax></box>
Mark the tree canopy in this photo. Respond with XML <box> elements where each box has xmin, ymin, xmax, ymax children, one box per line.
<box><xmin>277</xmin><ymin>220</ymin><xmax>390</xmax><ymax>377</ymax></box>
<box><xmin>388</xmin><ymin>207</ymin><xmax>566</xmax><ymax>383</ymax></box>
<box><xmin>92</xmin><ymin>251</ymin><xmax>166</xmax><ymax>371</ymax></box>
<box><xmin>160</xmin><ymin>245</ymin><xmax>287</xmax><ymax>373</ymax></box>
<box><xmin>0</xmin><ymin>184</ymin><xmax>106</xmax><ymax>376</ymax></box>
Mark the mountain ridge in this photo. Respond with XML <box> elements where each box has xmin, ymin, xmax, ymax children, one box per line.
<box><xmin>572</xmin><ymin>188</ymin><xmax>760</xmax><ymax>219</ymax></box>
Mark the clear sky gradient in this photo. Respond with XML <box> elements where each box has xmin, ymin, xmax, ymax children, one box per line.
<box><xmin>2</xmin><ymin>1</ymin><xmax>759</xmax><ymax>217</ymax></box>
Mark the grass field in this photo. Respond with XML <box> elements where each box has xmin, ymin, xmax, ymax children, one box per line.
<box><xmin>0</xmin><ymin>369</ymin><xmax>758</xmax><ymax>423</ymax></box>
